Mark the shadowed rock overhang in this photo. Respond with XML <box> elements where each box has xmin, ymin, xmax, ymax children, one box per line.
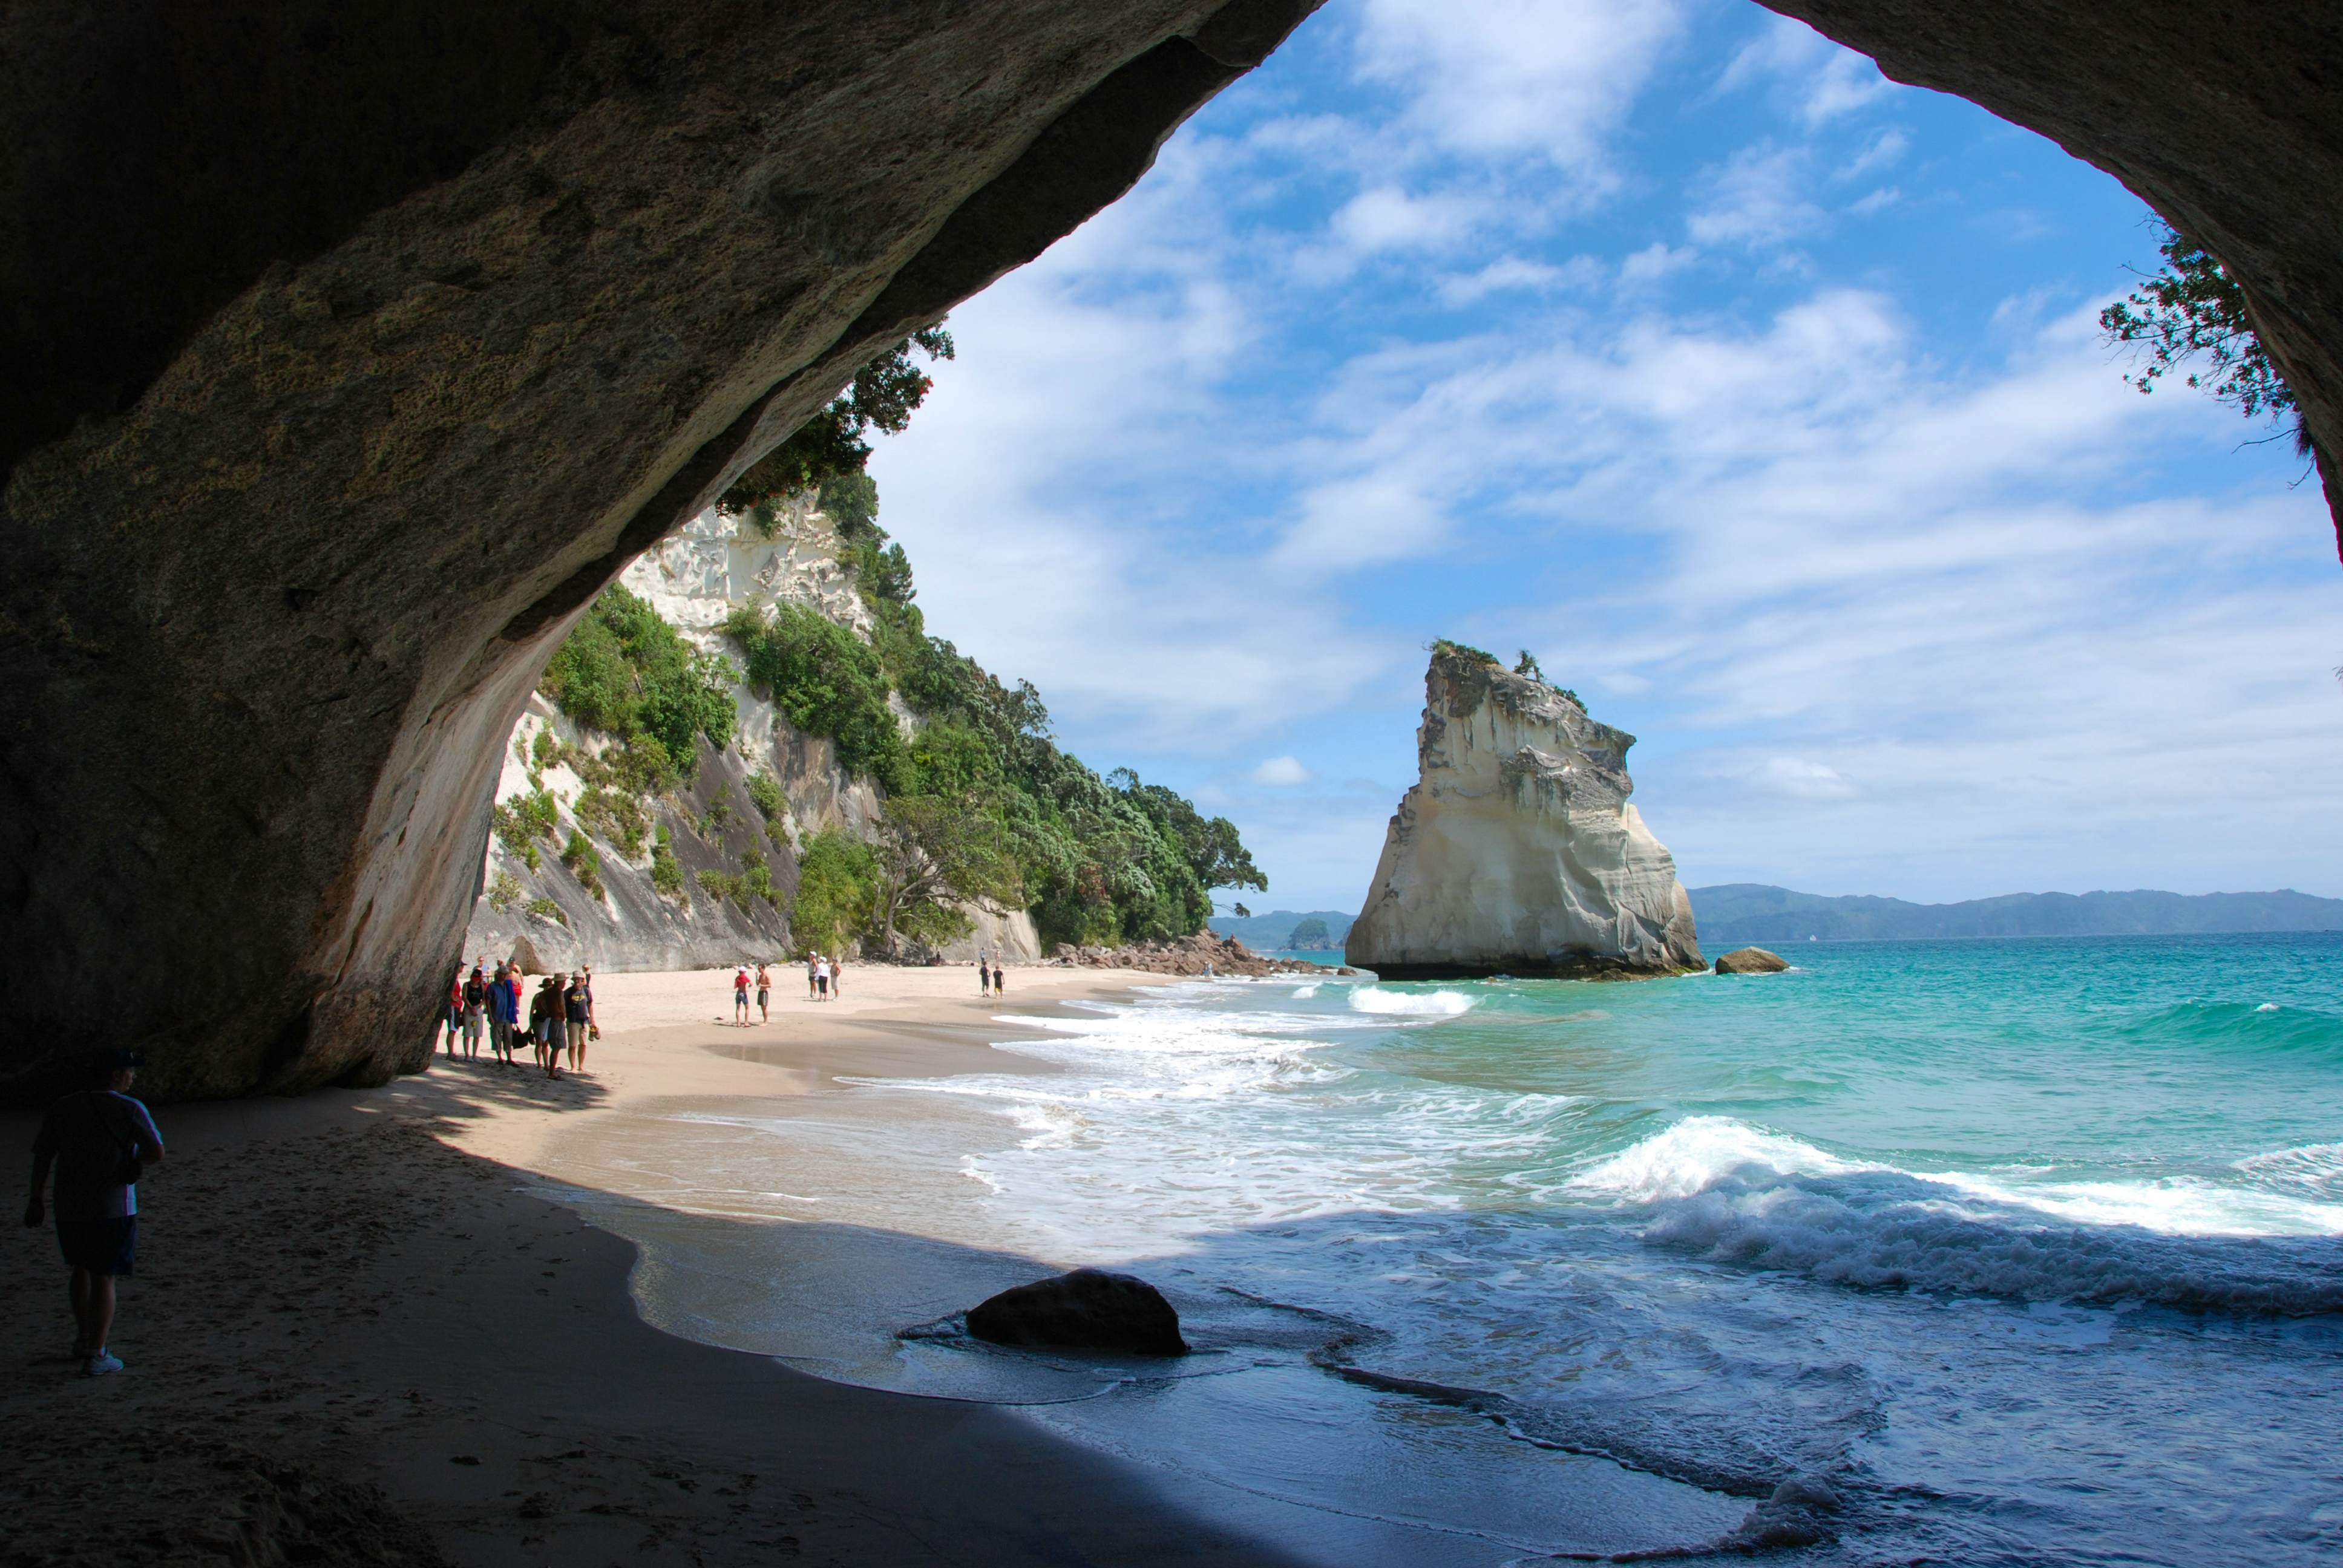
<box><xmin>1</xmin><ymin>0</ymin><xmax>2335</xmax><ymax>1098</ymax></box>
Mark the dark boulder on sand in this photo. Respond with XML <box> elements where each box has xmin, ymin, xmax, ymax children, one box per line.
<box><xmin>967</xmin><ymin>1269</ymin><xmax>1187</xmax><ymax>1356</ymax></box>
<box><xmin>1715</xmin><ymin>947</ymin><xmax>1792</xmax><ymax>974</ymax></box>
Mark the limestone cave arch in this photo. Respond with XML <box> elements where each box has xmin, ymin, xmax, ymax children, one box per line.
<box><xmin>1</xmin><ymin>0</ymin><xmax>2335</xmax><ymax>1098</ymax></box>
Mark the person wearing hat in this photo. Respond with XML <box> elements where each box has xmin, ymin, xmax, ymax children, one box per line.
<box><xmin>23</xmin><ymin>1049</ymin><xmax>166</xmax><ymax>1377</ymax></box>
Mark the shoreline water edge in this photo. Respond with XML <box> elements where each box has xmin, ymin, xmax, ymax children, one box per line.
<box><xmin>10</xmin><ymin>943</ymin><xmax>2338</xmax><ymax>1566</ymax></box>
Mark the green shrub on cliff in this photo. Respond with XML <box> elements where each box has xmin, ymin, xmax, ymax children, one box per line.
<box><xmin>542</xmin><ymin>583</ymin><xmax>736</xmax><ymax>781</ymax></box>
<box><xmin>724</xmin><ymin>604</ymin><xmax>909</xmax><ymax>791</ymax></box>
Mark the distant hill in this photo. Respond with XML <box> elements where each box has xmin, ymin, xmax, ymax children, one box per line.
<box><xmin>1691</xmin><ymin>884</ymin><xmax>2343</xmax><ymax>944</ymax></box>
<box><xmin>1208</xmin><ymin>909</ymin><xmax>1355</xmax><ymax>950</ymax></box>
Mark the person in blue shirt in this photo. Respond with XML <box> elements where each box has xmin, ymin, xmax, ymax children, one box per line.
<box><xmin>24</xmin><ymin>1049</ymin><xmax>166</xmax><ymax>1377</ymax></box>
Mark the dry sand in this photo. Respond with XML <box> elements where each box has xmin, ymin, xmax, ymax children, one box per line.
<box><xmin>3</xmin><ymin>964</ymin><xmax>1312</xmax><ymax>1567</ymax></box>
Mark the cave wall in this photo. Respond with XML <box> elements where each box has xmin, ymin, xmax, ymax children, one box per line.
<box><xmin>1</xmin><ymin>0</ymin><xmax>2336</xmax><ymax>1099</ymax></box>
<box><xmin>0</xmin><ymin>0</ymin><xmax>1321</xmax><ymax>1100</ymax></box>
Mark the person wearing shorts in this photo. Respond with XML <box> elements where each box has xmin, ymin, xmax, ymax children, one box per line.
<box><xmin>816</xmin><ymin>958</ymin><xmax>830</xmax><ymax>1000</ymax></box>
<box><xmin>830</xmin><ymin>956</ymin><xmax>844</xmax><ymax>999</ymax></box>
<box><xmin>461</xmin><ymin>966</ymin><xmax>487</xmax><ymax>1059</ymax></box>
<box><xmin>993</xmin><ymin>961</ymin><xmax>1004</xmax><ymax>996</ymax></box>
<box><xmin>733</xmin><ymin>967</ymin><xmax>750</xmax><ymax>1024</ymax></box>
<box><xmin>806</xmin><ymin>955</ymin><xmax>817</xmax><ymax>1000</ymax></box>
<box><xmin>755</xmin><ymin>964</ymin><xmax>770</xmax><ymax>1024</ymax></box>
<box><xmin>980</xmin><ymin>957</ymin><xmax>991</xmax><ymax>994</ymax></box>
<box><xmin>564</xmin><ymin>975</ymin><xmax>591</xmax><ymax>1070</ymax></box>
<box><xmin>546</xmin><ymin>972</ymin><xmax>569</xmax><ymax>1071</ymax></box>
<box><xmin>25</xmin><ymin>1049</ymin><xmax>165</xmax><ymax>1377</ymax></box>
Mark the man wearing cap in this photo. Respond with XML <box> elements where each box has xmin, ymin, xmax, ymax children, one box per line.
<box><xmin>24</xmin><ymin>1050</ymin><xmax>166</xmax><ymax>1377</ymax></box>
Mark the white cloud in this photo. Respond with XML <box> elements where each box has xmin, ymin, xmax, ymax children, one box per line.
<box><xmin>1837</xmin><ymin>128</ymin><xmax>1909</xmax><ymax>182</ymax></box>
<box><xmin>1688</xmin><ymin>143</ymin><xmax>1827</xmax><ymax>249</ymax></box>
<box><xmin>1748</xmin><ymin>757</ymin><xmax>1858</xmax><ymax>800</ymax></box>
<box><xmin>1620</xmin><ymin>241</ymin><xmax>1699</xmax><ymax>286</ymax></box>
<box><xmin>1720</xmin><ymin>15</ymin><xmax>1895</xmax><ymax>126</ymax></box>
<box><xmin>1252</xmin><ymin>756</ymin><xmax>1316</xmax><ymax>786</ymax></box>
<box><xmin>1438</xmin><ymin>254</ymin><xmax>1597</xmax><ymax>305</ymax></box>
<box><xmin>1352</xmin><ymin>0</ymin><xmax>1683</xmax><ymax>181</ymax></box>
<box><xmin>1847</xmin><ymin>186</ymin><xmax>1901</xmax><ymax>217</ymax></box>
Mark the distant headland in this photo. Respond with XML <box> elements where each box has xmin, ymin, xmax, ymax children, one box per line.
<box><xmin>1691</xmin><ymin>885</ymin><xmax>2343</xmax><ymax>944</ymax></box>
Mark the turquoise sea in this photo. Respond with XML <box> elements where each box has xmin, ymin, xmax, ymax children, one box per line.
<box><xmin>589</xmin><ymin>933</ymin><xmax>2343</xmax><ymax>1564</ymax></box>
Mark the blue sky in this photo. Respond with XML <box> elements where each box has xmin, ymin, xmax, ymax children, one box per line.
<box><xmin>868</xmin><ymin>0</ymin><xmax>2341</xmax><ymax>913</ymax></box>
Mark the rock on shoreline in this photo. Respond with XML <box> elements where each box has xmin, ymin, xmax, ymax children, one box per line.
<box><xmin>1714</xmin><ymin>947</ymin><xmax>1791</xmax><ymax>974</ymax></box>
<box><xmin>1052</xmin><ymin>930</ymin><xmax>1343</xmax><ymax>978</ymax></box>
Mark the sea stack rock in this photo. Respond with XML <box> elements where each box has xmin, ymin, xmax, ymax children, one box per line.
<box><xmin>1714</xmin><ymin>947</ymin><xmax>1791</xmax><ymax>974</ymax></box>
<box><xmin>1346</xmin><ymin>647</ymin><xmax>1702</xmax><ymax>980</ymax></box>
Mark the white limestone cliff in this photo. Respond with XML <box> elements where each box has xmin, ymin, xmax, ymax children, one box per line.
<box><xmin>462</xmin><ymin>500</ymin><xmax>1040</xmax><ymax>972</ymax></box>
<box><xmin>1346</xmin><ymin>649</ymin><xmax>1702</xmax><ymax>979</ymax></box>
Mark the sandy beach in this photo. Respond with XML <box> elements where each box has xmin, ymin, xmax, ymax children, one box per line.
<box><xmin>2</xmin><ymin>963</ymin><xmax>1317</xmax><ymax>1567</ymax></box>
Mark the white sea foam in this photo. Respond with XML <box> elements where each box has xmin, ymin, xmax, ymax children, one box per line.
<box><xmin>1571</xmin><ymin>1117</ymin><xmax>2343</xmax><ymax>1313</ymax></box>
<box><xmin>1348</xmin><ymin>986</ymin><xmax>1478</xmax><ymax>1018</ymax></box>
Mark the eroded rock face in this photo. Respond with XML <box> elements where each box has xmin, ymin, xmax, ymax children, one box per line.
<box><xmin>1347</xmin><ymin>653</ymin><xmax>1702</xmax><ymax>980</ymax></box>
<box><xmin>0</xmin><ymin>0</ymin><xmax>1321</xmax><ymax>1100</ymax></box>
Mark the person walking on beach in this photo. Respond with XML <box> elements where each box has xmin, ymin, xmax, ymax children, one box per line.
<box><xmin>733</xmin><ymin>966</ymin><xmax>751</xmax><ymax>1024</ymax></box>
<box><xmin>580</xmin><ymin>963</ymin><xmax>598</xmax><ymax>1042</ymax></box>
<box><xmin>490</xmin><ymin>962</ymin><xmax>519</xmax><ymax>1065</ymax></box>
<box><xmin>545</xmin><ymin>971</ymin><xmax>570</xmax><ymax>1073</ymax></box>
<box><xmin>755</xmin><ymin>962</ymin><xmax>771</xmax><ymax>1024</ymax></box>
<box><xmin>993</xmin><ymin>960</ymin><xmax>1005</xmax><ymax>997</ymax></box>
<box><xmin>816</xmin><ymin>956</ymin><xmax>831</xmax><ymax>1001</ymax></box>
<box><xmin>506</xmin><ymin>964</ymin><xmax>526</xmax><ymax>1055</ymax></box>
<box><xmin>564</xmin><ymin>973</ymin><xmax>591</xmax><ymax>1070</ymax></box>
<box><xmin>462</xmin><ymin>965</ymin><xmax>487</xmax><ymax>1060</ymax></box>
<box><xmin>528</xmin><ymin>977</ymin><xmax>552</xmax><ymax>1070</ymax></box>
<box><xmin>805</xmin><ymin>952</ymin><xmax>818</xmax><ymax>1000</ymax></box>
<box><xmin>831</xmin><ymin>955</ymin><xmax>844</xmax><ymax>999</ymax></box>
<box><xmin>442</xmin><ymin>967</ymin><xmax>465</xmax><ymax>1058</ymax></box>
<box><xmin>24</xmin><ymin>1050</ymin><xmax>165</xmax><ymax>1377</ymax></box>
<box><xmin>979</xmin><ymin>956</ymin><xmax>991</xmax><ymax>994</ymax></box>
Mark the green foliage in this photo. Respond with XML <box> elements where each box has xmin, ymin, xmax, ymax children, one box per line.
<box><xmin>1514</xmin><ymin>649</ymin><xmax>1542</xmax><ymax>681</ymax></box>
<box><xmin>744</xmin><ymin>772</ymin><xmax>784</xmax><ymax>822</ymax></box>
<box><xmin>562</xmin><ymin>831</ymin><xmax>604</xmax><ymax>898</ymax></box>
<box><xmin>725</xmin><ymin>604</ymin><xmax>909</xmax><ymax>790</ymax></box>
<box><xmin>649</xmin><ymin>837</ymin><xmax>685</xmax><ymax>900</ymax></box>
<box><xmin>819</xmin><ymin>471</ymin><xmax>880</xmax><ymax>537</ymax></box>
<box><xmin>865</xmin><ymin>795</ymin><xmax>1023</xmax><ymax>956</ymax></box>
<box><xmin>696</xmin><ymin>867</ymin><xmax>749</xmax><ymax>908</ymax></box>
<box><xmin>574</xmin><ymin>787</ymin><xmax>649</xmax><ymax>859</ymax></box>
<box><xmin>716</xmin><ymin>329</ymin><xmax>955</xmax><ymax>506</ymax></box>
<box><xmin>698</xmin><ymin>794</ymin><xmax>735</xmax><ymax>837</ymax></box>
<box><xmin>488</xmin><ymin>872</ymin><xmax>523</xmax><ymax>913</ymax></box>
<box><xmin>542</xmin><ymin>583</ymin><xmax>737</xmax><ymax>781</ymax></box>
<box><xmin>530</xmin><ymin>727</ymin><xmax>564</xmax><ymax>773</ymax></box>
<box><xmin>743</xmin><ymin>846</ymin><xmax>778</xmax><ymax>903</ymax></box>
<box><xmin>1287</xmin><ymin>917</ymin><xmax>1331</xmax><ymax>949</ymax></box>
<box><xmin>2102</xmin><ymin>221</ymin><xmax>2304</xmax><ymax>451</ymax></box>
<box><xmin>791</xmin><ymin>830</ymin><xmax>877</xmax><ymax>952</ymax></box>
<box><xmin>525</xmin><ymin>897</ymin><xmax>566</xmax><ymax>925</ymax></box>
<box><xmin>493</xmin><ymin>788</ymin><xmax>559</xmax><ymax>858</ymax></box>
<box><xmin>1432</xmin><ymin>638</ymin><xmax>1501</xmax><ymax>666</ymax></box>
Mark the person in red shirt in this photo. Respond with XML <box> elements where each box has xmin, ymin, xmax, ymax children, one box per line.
<box><xmin>733</xmin><ymin>967</ymin><xmax>751</xmax><ymax>1024</ymax></box>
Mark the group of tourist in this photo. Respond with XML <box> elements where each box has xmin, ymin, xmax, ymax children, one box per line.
<box><xmin>730</xmin><ymin>953</ymin><xmax>848</xmax><ymax>1023</ymax></box>
<box><xmin>442</xmin><ymin>958</ymin><xmax>595</xmax><ymax>1078</ymax></box>
<box><xmin>977</xmin><ymin>952</ymin><xmax>1007</xmax><ymax>996</ymax></box>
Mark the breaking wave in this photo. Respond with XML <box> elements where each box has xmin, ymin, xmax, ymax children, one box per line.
<box><xmin>1572</xmin><ymin>1117</ymin><xmax>2343</xmax><ymax>1316</ymax></box>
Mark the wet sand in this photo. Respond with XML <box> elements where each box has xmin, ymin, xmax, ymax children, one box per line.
<box><xmin>2</xmin><ymin>964</ymin><xmax>1319</xmax><ymax>1567</ymax></box>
